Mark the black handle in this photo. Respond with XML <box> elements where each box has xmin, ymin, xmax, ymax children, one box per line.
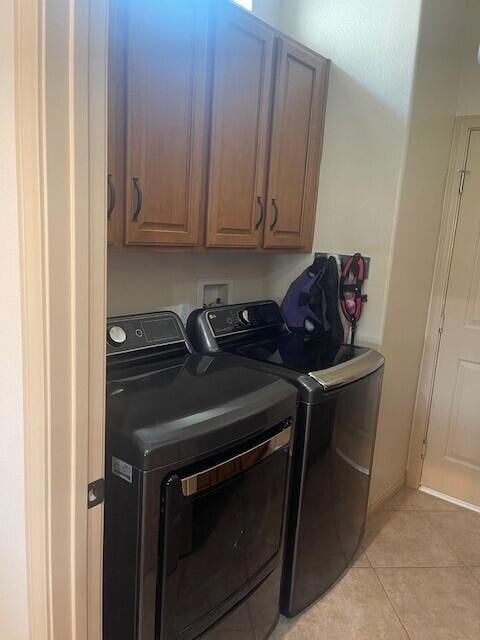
<box><xmin>131</xmin><ymin>176</ymin><xmax>143</xmax><ymax>221</ymax></box>
<box><xmin>255</xmin><ymin>196</ymin><xmax>265</xmax><ymax>230</ymax></box>
<box><xmin>270</xmin><ymin>198</ymin><xmax>279</xmax><ymax>230</ymax></box>
<box><xmin>107</xmin><ymin>174</ymin><xmax>116</xmax><ymax>220</ymax></box>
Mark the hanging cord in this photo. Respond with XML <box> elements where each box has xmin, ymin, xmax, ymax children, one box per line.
<box><xmin>339</xmin><ymin>253</ymin><xmax>367</xmax><ymax>346</ymax></box>
<box><xmin>350</xmin><ymin>318</ymin><xmax>357</xmax><ymax>347</ymax></box>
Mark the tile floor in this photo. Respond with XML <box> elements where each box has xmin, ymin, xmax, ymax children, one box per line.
<box><xmin>271</xmin><ymin>487</ymin><xmax>480</xmax><ymax>640</ymax></box>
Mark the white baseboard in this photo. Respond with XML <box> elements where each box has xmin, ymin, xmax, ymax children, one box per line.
<box><xmin>368</xmin><ymin>475</ymin><xmax>406</xmax><ymax>516</ymax></box>
<box><xmin>419</xmin><ymin>485</ymin><xmax>480</xmax><ymax>514</ymax></box>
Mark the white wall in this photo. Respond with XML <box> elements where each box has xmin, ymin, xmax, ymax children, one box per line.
<box><xmin>0</xmin><ymin>1</ymin><xmax>29</xmax><ymax>638</ymax></box>
<box><xmin>107</xmin><ymin>252</ymin><xmax>273</xmax><ymax>317</ymax></box>
<box><xmin>111</xmin><ymin>0</ymin><xmax>423</xmax><ymax>340</ymax></box>
<box><xmin>372</xmin><ymin>0</ymin><xmax>467</xmax><ymax>503</ymax></box>
<box><xmin>109</xmin><ymin>0</ymin><xmax>476</xmax><ymax>505</ymax></box>
<box><xmin>262</xmin><ymin>0</ymin><xmax>423</xmax><ymax>345</ymax></box>
<box><xmin>252</xmin><ymin>0</ymin><xmax>284</xmax><ymax>30</ymax></box>
<box><xmin>255</xmin><ymin>0</ymin><xmax>470</xmax><ymax>503</ymax></box>
<box><xmin>457</xmin><ymin>0</ymin><xmax>480</xmax><ymax>116</ymax></box>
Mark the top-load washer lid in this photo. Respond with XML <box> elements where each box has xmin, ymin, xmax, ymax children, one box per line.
<box><xmin>228</xmin><ymin>336</ymin><xmax>383</xmax><ymax>392</ymax></box>
<box><xmin>187</xmin><ymin>301</ymin><xmax>385</xmax><ymax>396</ymax></box>
<box><xmin>105</xmin><ymin>311</ymin><xmax>297</xmax><ymax>472</ymax></box>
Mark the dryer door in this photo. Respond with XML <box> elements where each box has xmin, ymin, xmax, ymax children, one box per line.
<box><xmin>157</xmin><ymin>426</ymin><xmax>291</xmax><ymax>640</ymax></box>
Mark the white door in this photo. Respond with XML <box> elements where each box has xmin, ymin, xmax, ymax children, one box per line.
<box><xmin>422</xmin><ymin>128</ymin><xmax>480</xmax><ymax>506</ymax></box>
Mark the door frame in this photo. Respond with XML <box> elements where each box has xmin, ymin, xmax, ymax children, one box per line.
<box><xmin>15</xmin><ymin>0</ymin><xmax>107</xmax><ymax>638</ymax></box>
<box><xmin>407</xmin><ymin>115</ymin><xmax>480</xmax><ymax>488</ymax></box>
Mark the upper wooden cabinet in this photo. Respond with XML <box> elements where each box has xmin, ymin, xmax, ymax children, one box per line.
<box><xmin>205</xmin><ymin>3</ymin><xmax>274</xmax><ymax>248</ymax></box>
<box><xmin>124</xmin><ymin>0</ymin><xmax>209</xmax><ymax>246</ymax></box>
<box><xmin>107</xmin><ymin>0</ymin><xmax>330</xmax><ymax>252</ymax></box>
<box><xmin>107</xmin><ymin>0</ymin><xmax>127</xmax><ymax>248</ymax></box>
<box><xmin>263</xmin><ymin>38</ymin><xmax>329</xmax><ymax>250</ymax></box>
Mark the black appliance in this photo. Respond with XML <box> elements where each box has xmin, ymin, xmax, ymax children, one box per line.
<box><xmin>103</xmin><ymin>311</ymin><xmax>297</xmax><ymax>640</ymax></box>
<box><xmin>187</xmin><ymin>300</ymin><xmax>384</xmax><ymax>617</ymax></box>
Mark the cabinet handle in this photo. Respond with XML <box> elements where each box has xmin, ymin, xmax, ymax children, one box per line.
<box><xmin>270</xmin><ymin>198</ymin><xmax>279</xmax><ymax>230</ymax></box>
<box><xmin>107</xmin><ymin>174</ymin><xmax>116</xmax><ymax>220</ymax></box>
<box><xmin>131</xmin><ymin>177</ymin><xmax>143</xmax><ymax>221</ymax></box>
<box><xmin>255</xmin><ymin>196</ymin><xmax>265</xmax><ymax>229</ymax></box>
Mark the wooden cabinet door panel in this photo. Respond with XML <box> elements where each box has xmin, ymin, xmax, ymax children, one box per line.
<box><xmin>107</xmin><ymin>0</ymin><xmax>127</xmax><ymax>248</ymax></box>
<box><xmin>264</xmin><ymin>38</ymin><xmax>329</xmax><ymax>250</ymax></box>
<box><xmin>206</xmin><ymin>4</ymin><xmax>274</xmax><ymax>248</ymax></box>
<box><xmin>125</xmin><ymin>0</ymin><xmax>209</xmax><ymax>246</ymax></box>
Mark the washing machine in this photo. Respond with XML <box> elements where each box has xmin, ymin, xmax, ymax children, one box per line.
<box><xmin>187</xmin><ymin>300</ymin><xmax>384</xmax><ymax>617</ymax></box>
<box><xmin>103</xmin><ymin>310</ymin><xmax>297</xmax><ymax>640</ymax></box>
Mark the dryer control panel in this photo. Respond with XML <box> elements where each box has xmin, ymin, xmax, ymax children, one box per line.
<box><xmin>106</xmin><ymin>311</ymin><xmax>187</xmax><ymax>356</ymax></box>
<box><xmin>205</xmin><ymin>301</ymin><xmax>282</xmax><ymax>337</ymax></box>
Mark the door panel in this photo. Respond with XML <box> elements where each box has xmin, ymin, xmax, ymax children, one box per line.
<box><xmin>125</xmin><ymin>0</ymin><xmax>209</xmax><ymax>246</ymax></box>
<box><xmin>107</xmin><ymin>0</ymin><xmax>127</xmax><ymax>248</ymax></box>
<box><xmin>422</xmin><ymin>128</ymin><xmax>480</xmax><ymax>505</ymax></box>
<box><xmin>206</xmin><ymin>4</ymin><xmax>274</xmax><ymax>248</ymax></box>
<box><xmin>445</xmin><ymin>360</ymin><xmax>480</xmax><ymax>466</ymax></box>
<box><xmin>264</xmin><ymin>38</ymin><xmax>329</xmax><ymax>250</ymax></box>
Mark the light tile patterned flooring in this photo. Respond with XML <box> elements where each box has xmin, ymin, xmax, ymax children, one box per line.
<box><xmin>271</xmin><ymin>487</ymin><xmax>480</xmax><ymax>640</ymax></box>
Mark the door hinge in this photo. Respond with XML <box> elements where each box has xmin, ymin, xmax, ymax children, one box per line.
<box><xmin>458</xmin><ymin>169</ymin><xmax>472</xmax><ymax>194</ymax></box>
<box><xmin>88</xmin><ymin>478</ymin><xmax>105</xmax><ymax>509</ymax></box>
<box><xmin>420</xmin><ymin>439</ymin><xmax>428</xmax><ymax>460</ymax></box>
<box><xmin>438</xmin><ymin>310</ymin><xmax>445</xmax><ymax>335</ymax></box>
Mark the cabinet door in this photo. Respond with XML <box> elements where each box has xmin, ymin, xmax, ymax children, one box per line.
<box><xmin>125</xmin><ymin>0</ymin><xmax>209</xmax><ymax>246</ymax></box>
<box><xmin>107</xmin><ymin>0</ymin><xmax>127</xmax><ymax>248</ymax></box>
<box><xmin>263</xmin><ymin>38</ymin><xmax>329</xmax><ymax>250</ymax></box>
<box><xmin>206</xmin><ymin>3</ymin><xmax>274</xmax><ymax>248</ymax></box>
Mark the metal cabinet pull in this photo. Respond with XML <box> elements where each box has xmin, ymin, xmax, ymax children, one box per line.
<box><xmin>255</xmin><ymin>196</ymin><xmax>265</xmax><ymax>229</ymax></box>
<box><xmin>181</xmin><ymin>426</ymin><xmax>292</xmax><ymax>497</ymax></box>
<box><xmin>270</xmin><ymin>198</ymin><xmax>279</xmax><ymax>230</ymax></box>
<box><xmin>131</xmin><ymin>177</ymin><xmax>143</xmax><ymax>221</ymax></box>
<box><xmin>107</xmin><ymin>174</ymin><xmax>116</xmax><ymax>220</ymax></box>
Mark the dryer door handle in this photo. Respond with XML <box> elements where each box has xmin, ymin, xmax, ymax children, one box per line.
<box><xmin>180</xmin><ymin>426</ymin><xmax>292</xmax><ymax>497</ymax></box>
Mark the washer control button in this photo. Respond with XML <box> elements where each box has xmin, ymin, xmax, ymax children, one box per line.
<box><xmin>135</xmin><ymin>328</ymin><xmax>143</xmax><ymax>338</ymax></box>
<box><xmin>108</xmin><ymin>326</ymin><xmax>127</xmax><ymax>345</ymax></box>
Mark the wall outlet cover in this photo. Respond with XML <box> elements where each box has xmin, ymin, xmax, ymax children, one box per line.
<box><xmin>197</xmin><ymin>280</ymin><xmax>232</xmax><ymax>308</ymax></box>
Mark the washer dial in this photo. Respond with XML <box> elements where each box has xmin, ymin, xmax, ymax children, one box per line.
<box><xmin>108</xmin><ymin>325</ymin><xmax>127</xmax><ymax>345</ymax></box>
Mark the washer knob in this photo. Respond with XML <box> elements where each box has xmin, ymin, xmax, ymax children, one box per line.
<box><xmin>108</xmin><ymin>325</ymin><xmax>127</xmax><ymax>345</ymax></box>
<box><xmin>239</xmin><ymin>309</ymin><xmax>251</xmax><ymax>326</ymax></box>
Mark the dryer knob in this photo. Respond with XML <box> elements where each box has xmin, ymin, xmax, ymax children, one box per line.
<box><xmin>239</xmin><ymin>309</ymin><xmax>251</xmax><ymax>326</ymax></box>
<box><xmin>108</xmin><ymin>325</ymin><xmax>127</xmax><ymax>345</ymax></box>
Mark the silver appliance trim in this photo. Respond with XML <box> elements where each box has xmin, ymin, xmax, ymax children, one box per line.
<box><xmin>181</xmin><ymin>426</ymin><xmax>292</xmax><ymax>497</ymax></box>
<box><xmin>335</xmin><ymin>447</ymin><xmax>370</xmax><ymax>476</ymax></box>
<box><xmin>308</xmin><ymin>349</ymin><xmax>384</xmax><ymax>391</ymax></box>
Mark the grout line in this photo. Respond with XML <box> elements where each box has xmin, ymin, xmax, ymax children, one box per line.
<box><xmin>363</xmin><ymin>563</ymin><xmax>464</xmax><ymax>569</ymax></box>
<box><xmin>420</xmin><ymin>510</ymin><xmax>468</xmax><ymax>567</ymax></box>
<box><xmin>363</xmin><ymin>507</ymin><xmax>466</xmax><ymax>569</ymax></box>
<box><xmin>467</xmin><ymin>566</ymin><xmax>480</xmax><ymax>585</ymax></box>
<box><xmin>382</xmin><ymin>507</ymin><xmax>462</xmax><ymax>512</ymax></box>
<box><xmin>371</xmin><ymin>567</ymin><xmax>413</xmax><ymax>640</ymax></box>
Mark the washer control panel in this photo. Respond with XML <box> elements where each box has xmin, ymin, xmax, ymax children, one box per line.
<box><xmin>206</xmin><ymin>301</ymin><xmax>282</xmax><ymax>337</ymax></box>
<box><xmin>106</xmin><ymin>311</ymin><xmax>186</xmax><ymax>355</ymax></box>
